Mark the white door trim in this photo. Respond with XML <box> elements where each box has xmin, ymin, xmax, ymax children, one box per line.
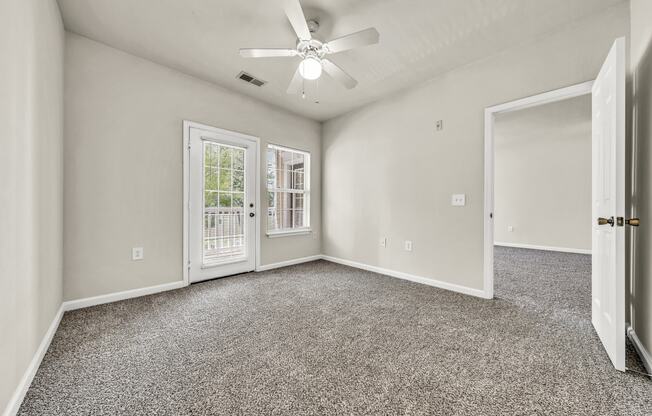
<box><xmin>182</xmin><ymin>120</ymin><xmax>261</xmax><ymax>286</ymax></box>
<box><xmin>483</xmin><ymin>81</ymin><xmax>594</xmax><ymax>299</ymax></box>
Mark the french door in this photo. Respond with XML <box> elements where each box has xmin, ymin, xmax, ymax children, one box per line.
<box><xmin>187</xmin><ymin>123</ymin><xmax>258</xmax><ymax>283</ymax></box>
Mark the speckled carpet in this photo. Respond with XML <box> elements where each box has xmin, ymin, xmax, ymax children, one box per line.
<box><xmin>19</xmin><ymin>249</ymin><xmax>652</xmax><ymax>415</ymax></box>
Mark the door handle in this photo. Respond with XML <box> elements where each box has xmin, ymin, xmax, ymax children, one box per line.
<box><xmin>626</xmin><ymin>218</ymin><xmax>640</xmax><ymax>226</ymax></box>
<box><xmin>597</xmin><ymin>217</ymin><xmax>614</xmax><ymax>226</ymax></box>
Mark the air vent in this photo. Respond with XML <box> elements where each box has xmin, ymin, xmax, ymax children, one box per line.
<box><xmin>237</xmin><ymin>71</ymin><xmax>266</xmax><ymax>87</ymax></box>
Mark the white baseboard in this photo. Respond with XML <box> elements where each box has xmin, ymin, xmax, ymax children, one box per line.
<box><xmin>63</xmin><ymin>281</ymin><xmax>186</xmax><ymax>311</ymax></box>
<box><xmin>627</xmin><ymin>326</ymin><xmax>652</xmax><ymax>377</ymax></box>
<box><xmin>321</xmin><ymin>255</ymin><xmax>489</xmax><ymax>299</ymax></box>
<box><xmin>256</xmin><ymin>255</ymin><xmax>322</xmax><ymax>272</ymax></box>
<box><xmin>2</xmin><ymin>305</ymin><xmax>64</xmax><ymax>416</ymax></box>
<box><xmin>494</xmin><ymin>242</ymin><xmax>591</xmax><ymax>255</ymax></box>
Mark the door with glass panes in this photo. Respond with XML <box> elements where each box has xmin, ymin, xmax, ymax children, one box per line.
<box><xmin>188</xmin><ymin>125</ymin><xmax>257</xmax><ymax>282</ymax></box>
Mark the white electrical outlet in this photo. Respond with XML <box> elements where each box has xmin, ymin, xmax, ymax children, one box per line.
<box><xmin>451</xmin><ymin>194</ymin><xmax>466</xmax><ymax>206</ymax></box>
<box><xmin>404</xmin><ymin>240</ymin><xmax>413</xmax><ymax>252</ymax></box>
<box><xmin>380</xmin><ymin>237</ymin><xmax>387</xmax><ymax>248</ymax></box>
<box><xmin>508</xmin><ymin>225</ymin><xmax>514</xmax><ymax>232</ymax></box>
<box><xmin>132</xmin><ymin>247</ymin><xmax>144</xmax><ymax>261</ymax></box>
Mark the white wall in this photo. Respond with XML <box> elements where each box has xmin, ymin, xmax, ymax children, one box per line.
<box><xmin>322</xmin><ymin>4</ymin><xmax>629</xmax><ymax>292</ymax></box>
<box><xmin>494</xmin><ymin>95</ymin><xmax>592</xmax><ymax>252</ymax></box>
<box><xmin>0</xmin><ymin>0</ymin><xmax>64</xmax><ymax>413</ymax></box>
<box><xmin>630</xmin><ymin>0</ymin><xmax>652</xmax><ymax>363</ymax></box>
<box><xmin>63</xmin><ymin>33</ymin><xmax>322</xmax><ymax>301</ymax></box>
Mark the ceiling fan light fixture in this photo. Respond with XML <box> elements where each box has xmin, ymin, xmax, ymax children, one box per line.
<box><xmin>299</xmin><ymin>56</ymin><xmax>322</xmax><ymax>80</ymax></box>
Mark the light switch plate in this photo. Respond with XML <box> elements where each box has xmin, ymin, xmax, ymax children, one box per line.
<box><xmin>132</xmin><ymin>247</ymin><xmax>144</xmax><ymax>261</ymax></box>
<box><xmin>404</xmin><ymin>240</ymin><xmax>413</xmax><ymax>252</ymax></box>
<box><xmin>508</xmin><ymin>225</ymin><xmax>514</xmax><ymax>232</ymax></box>
<box><xmin>380</xmin><ymin>237</ymin><xmax>387</xmax><ymax>248</ymax></box>
<box><xmin>452</xmin><ymin>194</ymin><xmax>466</xmax><ymax>206</ymax></box>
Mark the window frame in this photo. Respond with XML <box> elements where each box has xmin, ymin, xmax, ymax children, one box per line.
<box><xmin>266</xmin><ymin>144</ymin><xmax>311</xmax><ymax>237</ymax></box>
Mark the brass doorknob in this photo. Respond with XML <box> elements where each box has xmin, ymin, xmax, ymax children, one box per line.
<box><xmin>626</xmin><ymin>218</ymin><xmax>641</xmax><ymax>226</ymax></box>
<box><xmin>597</xmin><ymin>217</ymin><xmax>614</xmax><ymax>226</ymax></box>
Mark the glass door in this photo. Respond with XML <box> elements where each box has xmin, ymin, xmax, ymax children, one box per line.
<box><xmin>188</xmin><ymin>125</ymin><xmax>257</xmax><ymax>282</ymax></box>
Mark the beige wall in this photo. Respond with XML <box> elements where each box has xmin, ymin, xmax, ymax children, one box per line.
<box><xmin>494</xmin><ymin>95</ymin><xmax>592</xmax><ymax>251</ymax></box>
<box><xmin>63</xmin><ymin>33</ymin><xmax>321</xmax><ymax>301</ymax></box>
<box><xmin>322</xmin><ymin>5</ymin><xmax>628</xmax><ymax>291</ymax></box>
<box><xmin>0</xmin><ymin>0</ymin><xmax>64</xmax><ymax>413</ymax></box>
<box><xmin>630</xmin><ymin>0</ymin><xmax>652</xmax><ymax>361</ymax></box>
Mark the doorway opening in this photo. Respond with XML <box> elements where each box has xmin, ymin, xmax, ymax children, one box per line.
<box><xmin>483</xmin><ymin>37</ymin><xmax>637</xmax><ymax>374</ymax></box>
<box><xmin>483</xmin><ymin>81</ymin><xmax>594</xmax><ymax>299</ymax></box>
<box><xmin>492</xmin><ymin>92</ymin><xmax>593</xmax><ymax>320</ymax></box>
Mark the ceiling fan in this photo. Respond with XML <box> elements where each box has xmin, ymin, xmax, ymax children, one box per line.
<box><xmin>239</xmin><ymin>0</ymin><xmax>380</xmax><ymax>94</ymax></box>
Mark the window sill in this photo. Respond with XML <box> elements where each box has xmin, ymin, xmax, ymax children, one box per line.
<box><xmin>266</xmin><ymin>228</ymin><xmax>312</xmax><ymax>238</ymax></box>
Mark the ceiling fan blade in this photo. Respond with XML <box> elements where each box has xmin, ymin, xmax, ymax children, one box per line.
<box><xmin>322</xmin><ymin>59</ymin><xmax>358</xmax><ymax>89</ymax></box>
<box><xmin>325</xmin><ymin>28</ymin><xmax>380</xmax><ymax>54</ymax></box>
<box><xmin>283</xmin><ymin>0</ymin><xmax>311</xmax><ymax>41</ymax></box>
<box><xmin>239</xmin><ymin>48</ymin><xmax>297</xmax><ymax>58</ymax></box>
<box><xmin>287</xmin><ymin>66</ymin><xmax>303</xmax><ymax>94</ymax></box>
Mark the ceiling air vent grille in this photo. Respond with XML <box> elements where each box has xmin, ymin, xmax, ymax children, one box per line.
<box><xmin>237</xmin><ymin>71</ymin><xmax>266</xmax><ymax>87</ymax></box>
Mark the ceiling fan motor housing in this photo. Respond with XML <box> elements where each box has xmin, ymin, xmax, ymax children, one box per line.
<box><xmin>296</xmin><ymin>38</ymin><xmax>326</xmax><ymax>59</ymax></box>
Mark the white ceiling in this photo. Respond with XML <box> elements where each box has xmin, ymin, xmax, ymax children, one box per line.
<box><xmin>57</xmin><ymin>0</ymin><xmax>624</xmax><ymax>121</ymax></box>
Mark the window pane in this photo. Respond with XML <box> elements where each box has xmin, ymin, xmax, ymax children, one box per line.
<box><xmin>267</xmin><ymin>208</ymin><xmax>277</xmax><ymax>231</ymax></box>
<box><xmin>265</xmin><ymin>145</ymin><xmax>310</xmax><ymax>232</ymax></box>
<box><xmin>293</xmin><ymin>193</ymin><xmax>304</xmax><ymax>210</ymax></box>
<box><xmin>203</xmin><ymin>142</ymin><xmax>247</xmax><ymax>266</ymax></box>
<box><xmin>218</xmin><ymin>193</ymin><xmax>232</xmax><ymax>209</ymax></box>
<box><xmin>278</xmin><ymin>190</ymin><xmax>291</xmax><ymax>211</ymax></box>
<box><xmin>205</xmin><ymin>167</ymin><xmax>218</xmax><ymax>191</ymax></box>
<box><xmin>233</xmin><ymin>170</ymin><xmax>244</xmax><ymax>192</ymax></box>
<box><xmin>205</xmin><ymin>191</ymin><xmax>218</xmax><ymax>208</ymax></box>
<box><xmin>267</xmin><ymin>147</ymin><xmax>277</xmax><ymax>172</ymax></box>
<box><xmin>292</xmin><ymin>171</ymin><xmax>304</xmax><ymax>190</ymax></box>
<box><xmin>267</xmin><ymin>167</ymin><xmax>276</xmax><ymax>188</ymax></box>
<box><xmin>281</xmin><ymin>209</ymin><xmax>292</xmax><ymax>229</ymax></box>
<box><xmin>277</xmin><ymin>169</ymin><xmax>291</xmax><ymax>189</ymax></box>
<box><xmin>205</xmin><ymin>143</ymin><xmax>218</xmax><ymax>167</ymax></box>
<box><xmin>267</xmin><ymin>191</ymin><xmax>276</xmax><ymax>209</ymax></box>
<box><xmin>219</xmin><ymin>169</ymin><xmax>232</xmax><ymax>191</ymax></box>
<box><xmin>280</xmin><ymin>150</ymin><xmax>293</xmax><ymax>168</ymax></box>
<box><xmin>233</xmin><ymin>148</ymin><xmax>244</xmax><ymax>171</ymax></box>
<box><xmin>232</xmin><ymin>192</ymin><xmax>244</xmax><ymax>208</ymax></box>
<box><xmin>293</xmin><ymin>209</ymin><xmax>304</xmax><ymax>228</ymax></box>
<box><xmin>220</xmin><ymin>146</ymin><xmax>232</xmax><ymax>169</ymax></box>
<box><xmin>292</xmin><ymin>153</ymin><xmax>304</xmax><ymax>170</ymax></box>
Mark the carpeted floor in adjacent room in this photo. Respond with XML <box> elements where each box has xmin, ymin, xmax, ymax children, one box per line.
<box><xmin>19</xmin><ymin>247</ymin><xmax>652</xmax><ymax>415</ymax></box>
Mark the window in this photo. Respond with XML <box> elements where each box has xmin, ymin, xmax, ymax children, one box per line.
<box><xmin>203</xmin><ymin>141</ymin><xmax>246</xmax><ymax>264</ymax></box>
<box><xmin>266</xmin><ymin>145</ymin><xmax>310</xmax><ymax>235</ymax></box>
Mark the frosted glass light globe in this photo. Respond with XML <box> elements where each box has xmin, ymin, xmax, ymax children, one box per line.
<box><xmin>299</xmin><ymin>57</ymin><xmax>322</xmax><ymax>80</ymax></box>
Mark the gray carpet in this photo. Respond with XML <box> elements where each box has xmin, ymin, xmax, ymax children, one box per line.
<box><xmin>19</xmin><ymin>250</ymin><xmax>652</xmax><ymax>415</ymax></box>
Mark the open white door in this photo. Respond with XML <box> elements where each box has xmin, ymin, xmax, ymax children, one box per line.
<box><xmin>591</xmin><ymin>37</ymin><xmax>626</xmax><ymax>371</ymax></box>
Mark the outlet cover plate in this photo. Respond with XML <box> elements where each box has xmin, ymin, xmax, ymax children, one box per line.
<box><xmin>452</xmin><ymin>194</ymin><xmax>466</xmax><ymax>206</ymax></box>
<box><xmin>132</xmin><ymin>247</ymin><xmax>144</xmax><ymax>261</ymax></box>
